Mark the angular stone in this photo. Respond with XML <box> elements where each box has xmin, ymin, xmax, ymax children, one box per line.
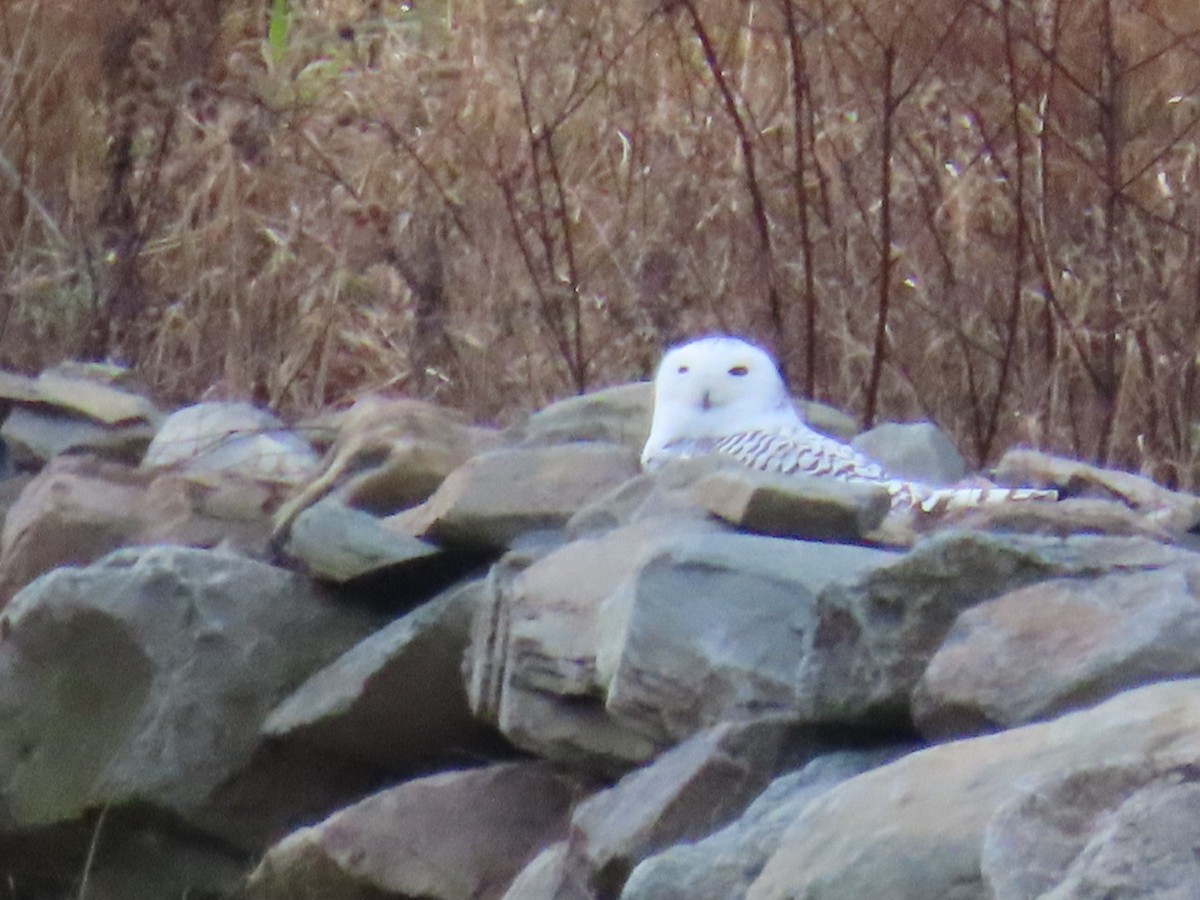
<box><xmin>621</xmin><ymin>746</ymin><xmax>912</xmax><ymax>900</ymax></box>
<box><xmin>395</xmin><ymin>444</ymin><xmax>640</xmax><ymax>550</ymax></box>
<box><xmin>0</xmin><ymin>546</ymin><xmax>384</xmax><ymax>850</ymax></box>
<box><xmin>794</xmin><ymin>530</ymin><xmax>1199</xmax><ymax>729</ymax></box>
<box><xmin>1</xmin><ymin>406</ymin><xmax>156</xmax><ymax>467</ymax></box>
<box><xmin>281</xmin><ymin>494</ymin><xmax>445</xmax><ymax>584</ymax></box>
<box><xmin>466</xmin><ymin>526</ymin><xmax>672</xmax><ymax>773</ymax></box>
<box><xmin>994</xmin><ymin>448</ymin><xmax>1200</xmax><ymax>533</ymax></box>
<box><xmin>244</xmin><ymin>762</ymin><xmax>588</xmax><ymax>900</ymax></box>
<box><xmin>914</xmin><ymin>563</ymin><xmax>1200</xmax><ymax>739</ymax></box>
<box><xmin>263</xmin><ymin>582</ymin><xmax>501</xmax><ymax>770</ymax></box>
<box><xmin>510</xmin><ymin>382</ymin><xmax>654</xmax><ymax>451</ymax></box>
<box><xmin>0</xmin><ymin>456</ymin><xmax>278</xmax><ymax>605</ymax></box>
<box><xmin>143</xmin><ymin>401</ymin><xmax>319</xmax><ymax>483</ymax></box>
<box><xmin>851</xmin><ymin>421</ymin><xmax>967</xmax><ymax>485</ymax></box>
<box><xmin>983</xmin><ymin>759</ymin><xmax>1200</xmax><ymax>900</ymax></box>
<box><xmin>941</xmin><ymin>496</ymin><xmax>1178</xmax><ymax>540</ymax></box>
<box><xmin>691</xmin><ymin>468</ymin><xmax>889</xmax><ymax>542</ymax></box>
<box><xmin>745</xmin><ymin>680</ymin><xmax>1200</xmax><ymax>900</ymax></box>
<box><xmin>570</xmin><ymin>718</ymin><xmax>828</xmax><ymax>898</ymax></box>
<box><xmin>33</xmin><ymin>368</ymin><xmax>159</xmax><ymax>425</ymax></box>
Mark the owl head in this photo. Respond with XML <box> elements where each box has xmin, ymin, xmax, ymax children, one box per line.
<box><xmin>641</xmin><ymin>335</ymin><xmax>802</xmax><ymax>468</ymax></box>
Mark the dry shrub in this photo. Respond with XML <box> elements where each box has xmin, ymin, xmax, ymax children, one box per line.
<box><xmin>2</xmin><ymin>0</ymin><xmax>1200</xmax><ymax>482</ymax></box>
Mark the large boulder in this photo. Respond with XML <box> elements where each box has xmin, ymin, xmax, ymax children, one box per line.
<box><xmin>793</xmin><ymin>530</ymin><xmax>1198</xmax><ymax>729</ymax></box>
<box><xmin>467</xmin><ymin>522</ymin><xmax>896</xmax><ymax>771</ymax></box>
<box><xmin>0</xmin><ymin>547</ymin><xmax>386</xmax><ymax>857</ymax></box>
<box><xmin>745</xmin><ymin>679</ymin><xmax>1200</xmax><ymax>900</ymax></box>
<box><xmin>914</xmin><ymin>562</ymin><xmax>1200</xmax><ymax>738</ymax></box>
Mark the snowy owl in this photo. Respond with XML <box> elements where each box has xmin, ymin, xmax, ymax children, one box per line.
<box><xmin>641</xmin><ymin>335</ymin><xmax>1057</xmax><ymax>513</ymax></box>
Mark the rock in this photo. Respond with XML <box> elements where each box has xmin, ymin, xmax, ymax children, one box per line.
<box><xmin>0</xmin><ymin>365</ymin><xmax>160</xmax><ymax>469</ymax></box>
<box><xmin>793</xmin><ymin>530</ymin><xmax>1199</xmax><ymax>729</ymax></box>
<box><xmin>994</xmin><ymin>448</ymin><xmax>1200</xmax><ymax>533</ymax></box>
<box><xmin>469</xmin><ymin>523</ymin><xmax>894</xmax><ymax>771</ymax></box>
<box><xmin>569</xmin><ymin>718</ymin><xmax>833</xmax><ymax>898</ymax></box>
<box><xmin>567</xmin><ymin>457</ymin><xmax>727</xmax><ymax>538</ymax></box>
<box><xmin>143</xmin><ymin>401</ymin><xmax>320</xmax><ymax>483</ymax></box>
<box><xmin>393</xmin><ymin>443</ymin><xmax>640</xmax><ymax>550</ymax></box>
<box><xmin>600</xmin><ymin>533</ymin><xmax>898</xmax><ymax>745</ymax></box>
<box><xmin>1</xmin><ymin>406</ymin><xmax>156</xmax><ymax>468</ymax></box>
<box><xmin>274</xmin><ymin>395</ymin><xmax>503</xmax><ymax>533</ymax></box>
<box><xmin>245</xmin><ymin>761</ymin><xmax>589</xmax><ymax>900</ymax></box>
<box><xmin>621</xmin><ymin>746</ymin><xmax>912</xmax><ymax>900</ymax></box>
<box><xmin>263</xmin><ymin>581</ymin><xmax>503</xmax><ymax>770</ymax></box>
<box><xmin>280</xmin><ymin>493</ymin><xmax>457</xmax><ymax>588</ymax></box>
<box><xmin>466</xmin><ymin>526</ymin><xmax>670</xmax><ymax>772</ymax></box>
<box><xmin>938</xmin><ymin>496</ymin><xmax>1179</xmax><ymax>540</ymax></box>
<box><xmin>690</xmin><ymin>468</ymin><xmax>890</xmax><ymax>542</ymax></box>
<box><xmin>0</xmin><ymin>456</ymin><xmax>279</xmax><ymax>604</ymax></box>
<box><xmin>982</xmin><ymin>758</ymin><xmax>1200</xmax><ymax>900</ymax></box>
<box><xmin>511</xmin><ymin>382</ymin><xmax>654</xmax><ymax>451</ymax></box>
<box><xmin>0</xmin><ymin>546</ymin><xmax>385</xmax><ymax>852</ymax></box>
<box><xmin>913</xmin><ymin>563</ymin><xmax>1200</xmax><ymax>739</ymax></box>
<box><xmin>850</xmin><ymin>421</ymin><xmax>967</xmax><ymax>484</ymax></box>
<box><xmin>501</xmin><ymin>842</ymin><xmax>593</xmax><ymax>900</ymax></box>
<box><xmin>799</xmin><ymin>401</ymin><xmax>858</xmax><ymax>442</ymax></box>
<box><xmin>745</xmin><ymin>679</ymin><xmax>1200</xmax><ymax>900</ymax></box>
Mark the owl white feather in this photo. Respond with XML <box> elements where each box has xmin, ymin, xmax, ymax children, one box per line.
<box><xmin>642</xmin><ymin>335</ymin><xmax>1056</xmax><ymax>513</ymax></box>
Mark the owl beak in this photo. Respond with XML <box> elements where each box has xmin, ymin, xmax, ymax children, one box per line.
<box><xmin>700</xmin><ymin>390</ymin><xmax>713</xmax><ymax>411</ymax></box>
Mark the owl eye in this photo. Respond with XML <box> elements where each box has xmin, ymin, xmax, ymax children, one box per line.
<box><xmin>728</xmin><ymin>365</ymin><xmax>750</xmax><ymax>377</ymax></box>
<box><xmin>677</xmin><ymin>365</ymin><xmax>689</xmax><ymax>374</ymax></box>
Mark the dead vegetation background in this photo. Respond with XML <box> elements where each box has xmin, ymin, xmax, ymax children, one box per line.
<box><xmin>3</xmin><ymin>0</ymin><xmax>1200</xmax><ymax>484</ymax></box>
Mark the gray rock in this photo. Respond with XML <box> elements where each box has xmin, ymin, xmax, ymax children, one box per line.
<box><xmin>601</xmin><ymin>533</ymin><xmax>898</xmax><ymax>745</ymax></box>
<box><xmin>0</xmin><ymin>546</ymin><xmax>385</xmax><ymax>850</ymax></box>
<box><xmin>914</xmin><ymin>563</ymin><xmax>1200</xmax><ymax>739</ymax></box>
<box><xmin>983</xmin><ymin>759</ymin><xmax>1200</xmax><ymax>900</ymax></box>
<box><xmin>143</xmin><ymin>401</ymin><xmax>319</xmax><ymax>483</ymax></box>
<box><xmin>794</xmin><ymin>530</ymin><xmax>1199</xmax><ymax>729</ymax></box>
<box><xmin>0</xmin><ymin>456</ymin><xmax>279</xmax><ymax>605</ymax></box>
<box><xmin>245</xmin><ymin>761</ymin><xmax>589</xmax><ymax>900</ymax></box>
<box><xmin>31</xmin><ymin>367</ymin><xmax>160</xmax><ymax>425</ymax></box>
<box><xmin>621</xmin><ymin>746</ymin><xmax>911</xmax><ymax>900</ymax></box>
<box><xmin>466</xmin><ymin>525</ymin><xmax>673</xmax><ymax>772</ymax></box>
<box><xmin>263</xmin><ymin>581</ymin><xmax>500</xmax><ymax>770</ymax></box>
<box><xmin>570</xmin><ymin>718</ymin><xmax>837</xmax><ymax>898</ymax></box>
<box><xmin>690</xmin><ymin>468</ymin><xmax>890</xmax><ymax>542</ymax></box>
<box><xmin>994</xmin><ymin>448</ymin><xmax>1200</xmax><ymax>533</ymax></box>
<box><xmin>746</xmin><ymin>680</ymin><xmax>1200</xmax><ymax>900</ymax></box>
<box><xmin>510</xmin><ymin>382</ymin><xmax>654</xmax><ymax>451</ymax></box>
<box><xmin>394</xmin><ymin>443</ymin><xmax>640</xmax><ymax>550</ymax></box>
<box><xmin>1</xmin><ymin>405</ymin><xmax>156</xmax><ymax>467</ymax></box>
<box><xmin>851</xmin><ymin>421</ymin><xmax>967</xmax><ymax>484</ymax></box>
<box><xmin>501</xmin><ymin>842</ymin><xmax>594</xmax><ymax>900</ymax></box>
<box><xmin>281</xmin><ymin>494</ymin><xmax>446</xmax><ymax>584</ymax></box>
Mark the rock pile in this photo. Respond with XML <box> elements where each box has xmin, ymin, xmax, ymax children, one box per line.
<box><xmin>0</xmin><ymin>366</ymin><xmax>1199</xmax><ymax>899</ymax></box>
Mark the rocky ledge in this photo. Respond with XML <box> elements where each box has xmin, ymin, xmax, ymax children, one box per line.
<box><xmin>0</xmin><ymin>365</ymin><xmax>1199</xmax><ymax>899</ymax></box>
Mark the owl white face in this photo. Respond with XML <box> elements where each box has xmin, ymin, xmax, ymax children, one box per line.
<box><xmin>641</xmin><ymin>335</ymin><xmax>802</xmax><ymax>468</ymax></box>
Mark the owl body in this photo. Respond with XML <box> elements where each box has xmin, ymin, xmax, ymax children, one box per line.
<box><xmin>642</xmin><ymin>336</ymin><xmax>1056</xmax><ymax>513</ymax></box>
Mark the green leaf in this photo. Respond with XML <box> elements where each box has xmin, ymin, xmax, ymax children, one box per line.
<box><xmin>268</xmin><ymin>0</ymin><xmax>290</xmax><ymax>63</ymax></box>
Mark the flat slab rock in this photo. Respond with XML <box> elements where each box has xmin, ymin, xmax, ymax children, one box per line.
<box><xmin>393</xmin><ymin>443</ymin><xmax>641</xmax><ymax>549</ymax></box>
<box><xmin>244</xmin><ymin>761</ymin><xmax>590</xmax><ymax>900</ymax></box>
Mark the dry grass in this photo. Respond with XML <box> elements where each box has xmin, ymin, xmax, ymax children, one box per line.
<box><xmin>3</xmin><ymin>0</ymin><xmax>1200</xmax><ymax>484</ymax></box>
